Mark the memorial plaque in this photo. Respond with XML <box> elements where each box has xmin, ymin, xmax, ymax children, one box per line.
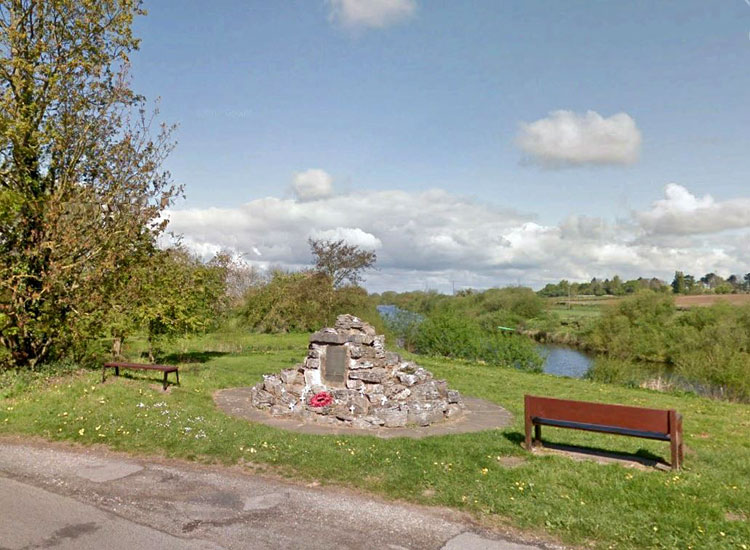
<box><xmin>322</xmin><ymin>345</ymin><xmax>347</xmax><ymax>386</ymax></box>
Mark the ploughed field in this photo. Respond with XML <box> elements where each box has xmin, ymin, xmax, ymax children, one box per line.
<box><xmin>1</xmin><ymin>330</ymin><xmax>748</xmax><ymax>550</ymax></box>
<box><xmin>674</xmin><ymin>294</ymin><xmax>750</xmax><ymax>308</ymax></box>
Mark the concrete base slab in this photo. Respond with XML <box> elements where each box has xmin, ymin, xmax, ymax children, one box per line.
<box><xmin>529</xmin><ymin>443</ymin><xmax>671</xmax><ymax>471</ymax></box>
<box><xmin>214</xmin><ymin>388</ymin><xmax>512</xmax><ymax>438</ymax></box>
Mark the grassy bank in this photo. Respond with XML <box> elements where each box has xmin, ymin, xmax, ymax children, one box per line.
<box><xmin>1</xmin><ymin>330</ymin><xmax>748</xmax><ymax>549</ymax></box>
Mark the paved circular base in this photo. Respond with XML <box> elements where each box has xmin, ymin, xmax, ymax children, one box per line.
<box><xmin>214</xmin><ymin>387</ymin><xmax>513</xmax><ymax>439</ymax></box>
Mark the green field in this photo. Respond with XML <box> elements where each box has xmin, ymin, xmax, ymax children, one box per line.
<box><xmin>1</xmin><ymin>331</ymin><xmax>749</xmax><ymax>549</ymax></box>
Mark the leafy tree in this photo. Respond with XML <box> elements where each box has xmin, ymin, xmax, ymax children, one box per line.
<box><xmin>727</xmin><ymin>274</ymin><xmax>741</xmax><ymax>292</ymax></box>
<box><xmin>136</xmin><ymin>249</ymin><xmax>228</xmax><ymax>361</ymax></box>
<box><xmin>672</xmin><ymin>271</ymin><xmax>687</xmax><ymax>294</ymax></box>
<box><xmin>0</xmin><ymin>1</ymin><xmax>177</xmax><ymax>368</ymax></box>
<box><xmin>683</xmin><ymin>274</ymin><xmax>698</xmax><ymax>294</ymax></box>
<box><xmin>700</xmin><ymin>272</ymin><xmax>725</xmax><ymax>291</ymax></box>
<box><xmin>308</xmin><ymin>238</ymin><xmax>376</xmax><ymax>288</ymax></box>
<box><xmin>240</xmin><ymin>269</ymin><xmax>383</xmax><ymax>333</ymax></box>
<box><xmin>98</xmin><ymin>247</ymin><xmax>229</xmax><ymax>361</ymax></box>
<box><xmin>607</xmin><ymin>275</ymin><xmax>624</xmax><ymax>296</ymax></box>
<box><xmin>538</xmin><ymin>280</ymin><xmax>570</xmax><ymax>297</ymax></box>
<box><xmin>622</xmin><ymin>279</ymin><xmax>640</xmax><ymax>294</ymax></box>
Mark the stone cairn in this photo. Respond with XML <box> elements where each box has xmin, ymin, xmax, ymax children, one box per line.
<box><xmin>249</xmin><ymin>314</ymin><xmax>465</xmax><ymax>429</ymax></box>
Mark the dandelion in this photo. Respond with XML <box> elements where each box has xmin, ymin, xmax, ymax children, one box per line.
<box><xmin>78</xmin><ymin>428</ymin><xmax>85</xmax><ymax>436</ymax></box>
<box><xmin>481</xmin><ymin>468</ymin><xmax>489</xmax><ymax>475</ymax></box>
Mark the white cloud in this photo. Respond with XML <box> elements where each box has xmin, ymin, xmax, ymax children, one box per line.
<box><xmin>164</xmin><ymin>185</ymin><xmax>750</xmax><ymax>292</ymax></box>
<box><xmin>517</xmin><ymin>110</ymin><xmax>642</xmax><ymax>167</ymax></box>
<box><xmin>292</xmin><ymin>169</ymin><xmax>334</xmax><ymax>201</ymax></box>
<box><xmin>636</xmin><ymin>184</ymin><xmax>750</xmax><ymax>235</ymax></box>
<box><xmin>310</xmin><ymin>227</ymin><xmax>383</xmax><ymax>250</ymax></box>
<box><xmin>327</xmin><ymin>0</ymin><xmax>416</xmax><ymax>29</ymax></box>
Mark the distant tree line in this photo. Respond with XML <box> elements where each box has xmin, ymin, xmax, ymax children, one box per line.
<box><xmin>538</xmin><ymin>271</ymin><xmax>750</xmax><ymax>298</ymax></box>
<box><xmin>537</xmin><ymin>276</ymin><xmax>668</xmax><ymax>297</ymax></box>
<box><xmin>670</xmin><ymin>271</ymin><xmax>750</xmax><ymax>294</ymax></box>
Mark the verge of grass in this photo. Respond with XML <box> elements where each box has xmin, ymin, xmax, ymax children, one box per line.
<box><xmin>1</xmin><ymin>331</ymin><xmax>748</xmax><ymax>550</ymax></box>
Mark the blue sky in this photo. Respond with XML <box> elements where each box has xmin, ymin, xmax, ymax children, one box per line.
<box><xmin>133</xmin><ymin>1</ymin><xmax>750</xmax><ymax>292</ymax></box>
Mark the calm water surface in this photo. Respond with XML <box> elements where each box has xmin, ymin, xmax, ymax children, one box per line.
<box><xmin>379</xmin><ymin>304</ymin><xmax>595</xmax><ymax>379</ymax></box>
<box><xmin>538</xmin><ymin>344</ymin><xmax>593</xmax><ymax>378</ymax></box>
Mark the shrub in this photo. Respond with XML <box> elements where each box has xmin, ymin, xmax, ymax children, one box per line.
<box><xmin>588</xmin><ymin>291</ymin><xmax>675</xmax><ymax>361</ymax></box>
<box><xmin>414</xmin><ymin>310</ymin><xmax>542</xmax><ymax>371</ymax></box>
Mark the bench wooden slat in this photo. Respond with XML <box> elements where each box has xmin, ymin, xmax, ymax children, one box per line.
<box><xmin>104</xmin><ymin>362</ymin><xmax>178</xmax><ymax>372</ymax></box>
<box><xmin>526</xmin><ymin>395</ymin><xmax>670</xmax><ymax>434</ymax></box>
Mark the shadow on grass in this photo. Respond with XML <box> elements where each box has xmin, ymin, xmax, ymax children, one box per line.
<box><xmin>502</xmin><ymin>431</ymin><xmax>669</xmax><ymax>470</ymax></box>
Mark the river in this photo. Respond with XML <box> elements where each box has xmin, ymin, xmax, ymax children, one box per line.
<box><xmin>377</xmin><ymin>305</ymin><xmax>595</xmax><ymax>379</ymax></box>
<box><xmin>377</xmin><ymin>305</ymin><xmax>731</xmax><ymax>398</ymax></box>
<box><xmin>537</xmin><ymin>344</ymin><xmax>593</xmax><ymax>378</ymax></box>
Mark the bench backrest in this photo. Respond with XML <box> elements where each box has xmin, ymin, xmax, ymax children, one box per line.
<box><xmin>104</xmin><ymin>362</ymin><xmax>176</xmax><ymax>371</ymax></box>
<box><xmin>525</xmin><ymin>394</ymin><xmax>673</xmax><ymax>435</ymax></box>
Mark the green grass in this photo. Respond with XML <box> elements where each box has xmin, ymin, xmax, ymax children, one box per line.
<box><xmin>1</xmin><ymin>330</ymin><xmax>749</xmax><ymax>549</ymax></box>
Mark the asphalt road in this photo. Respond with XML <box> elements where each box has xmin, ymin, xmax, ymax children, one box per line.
<box><xmin>0</xmin><ymin>439</ymin><xmax>557</xmax><ymax>550</ymax></box>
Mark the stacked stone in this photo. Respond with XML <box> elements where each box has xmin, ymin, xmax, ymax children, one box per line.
<box><xmin>249</xmin><ymin>314</ymin><xmax>464</xmax><ymax>429</ymax></box>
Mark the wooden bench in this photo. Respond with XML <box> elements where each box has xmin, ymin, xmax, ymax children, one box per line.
<box><xmin>102</xmin><ymin>362</ymin><xmax>179</xmax><ymax>391</ymax></box>
<box><xmin>524</xmin><ymin>394</ymin><xmax>684</xmax><ymax>469</ymax></box>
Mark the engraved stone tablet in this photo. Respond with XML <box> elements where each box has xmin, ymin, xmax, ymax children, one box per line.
<box><xmin>322</xmin><ymin>345</ymin><xmax>347</xmax><ymax>386</ymax></box>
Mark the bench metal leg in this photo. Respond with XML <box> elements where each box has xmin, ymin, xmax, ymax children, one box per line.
<box><xmin>102</xmin><ymin>366</ymin><xmax>106</xmax><ymax>383</ymax></box>
<box><xmin>534</xmin><ymin>424</ymin><xmax>542</xmax><ymax>445</ymax></box>
<box><xmin>163</xmin><ymin>371</ymin><xmax>168</xmax><ymax>391</ymax></box>
<box><xmin>669</xmin><ymin>410</ymin><xmax>680</xmax><ymax>470</ymax></box>
<box><xmin>524</xmin><ymin>396</ymin><xmax>532</xmax><ymax>450</ymax></box>
<box><xmin>176</xmin><ymin>370</ymin><xmax>180</xmax><ymax>385</ymax></box>
<box><xmin>115</xmin><ymin>366</ymin><xmax>119</xmax><ymax>377</ymax></box>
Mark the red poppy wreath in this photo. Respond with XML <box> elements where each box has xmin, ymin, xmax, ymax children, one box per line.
<box><xmin>308</xmin><ymin>391</ymin><xmax>333</xmax><ymax>408</ymax></box>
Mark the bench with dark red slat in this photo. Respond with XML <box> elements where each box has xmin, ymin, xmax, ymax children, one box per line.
<box><xmin>524</xmin><ymin>394</ymin><xmax>684</xmax><ymax>469</ymax></box>
<box><xmin>102</xmin><ymin>362</ymin><xmax>179</xmax><ymax>391</ymax></box>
